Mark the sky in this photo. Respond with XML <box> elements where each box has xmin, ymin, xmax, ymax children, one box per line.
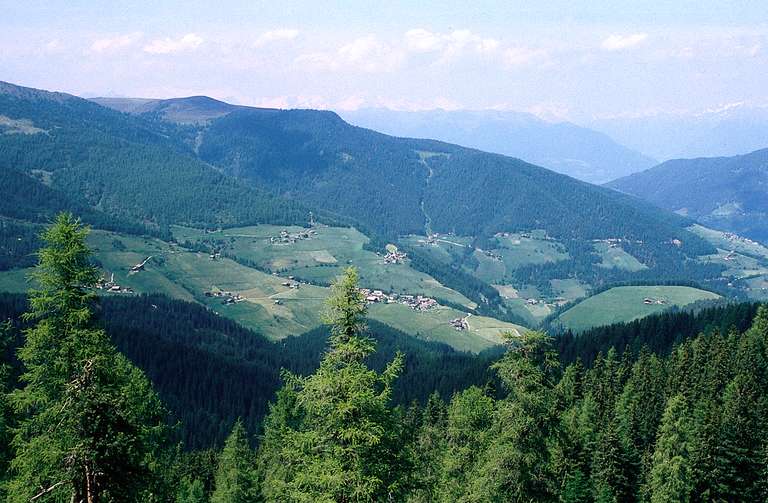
<box><xmin>1</xmin><ymin>0</ymin><xmax>767</xmax><ymax>121</ymax></box>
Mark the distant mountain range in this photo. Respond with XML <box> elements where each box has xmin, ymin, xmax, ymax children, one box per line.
<box><xmin>608</xmin><ymin>148</ymin><xmax>768</xmax><ymax>244</ymax></box>
<box><xmin>590</xmin><ymin>105</ymin><xmax>768</xmax><ymax>161</ymax></box>
<box><xmin>340</xmin><ymin>108</ymin><xmax>656</xmax><ymax>184</ymax></box>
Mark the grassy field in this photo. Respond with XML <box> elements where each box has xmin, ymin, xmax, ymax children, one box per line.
<box><xmin>173</xmin><ymin>225</ymin><xmax>474</xmax><ymax>309</ymax></box>
<box><xmin>556</xmin><ymin>285</ymin><xmax>721</xmax><ymax>333</ymax></box>
<box><xmin>689</xmin><ymin>224</ymin><xmax>768</xmax><ymax>260</ymax></box>
<box><xmin>698</xmin><ymin>249</ymin><xmax>768</xmax><ymax>279</ymax></box>
<box><xmin>0</xmin><ymin>227</ymin><xmax>517</xmax><ymax>351</ymax></box>
<box><xmin>593</xmin><ymin>242</ymin><xmax>647</xmax><ymax>272</ymax></box>
<box><xmin>550</xmin><ymin>278</ymin><xmax>589</xmax><ymax>301</ymax></box>
<box><xmin>367</xmin><ymin>303</ymin><xmax>523</xmax><ymax>353</ymax></box>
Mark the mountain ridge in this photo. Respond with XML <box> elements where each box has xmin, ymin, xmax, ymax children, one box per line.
<box><xmin>608</xmin><ymin>147</ymin><xmax>768</xmax><ymax>243</ymax></box>
<box><xmin>340</xmin><ymin>108</ymin><xmax>657</xmax><ymax>183</ymax></box>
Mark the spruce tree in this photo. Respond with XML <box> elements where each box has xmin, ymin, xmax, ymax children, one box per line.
<box><xmin>258</xmin><ymin>267</ymin><xmax>406</xmax><ymax>502</ymax></box>
<box><xmin>211</xmin><ymin>419</ymin><xmax>257</xmax><ymax>502</ymax></box>
<box><xmin>176</xmin><ymin>477</ymin><xmax>206</xmax><ymax>503</ymax></box>
<box><xmin>6</xmin><ymin>213</ymin><xmax>170</xmax><ymax>502</ymax></box>
<box><xmin>0</xmin><ymin>320</ymin><xmax>14</xmax><ymax>496</ymax></box>
<box><xmin>648</xmin><ymin>395</ymin><xmax>694</xmax><ymax>503</ymax></box>
<box><xmin>468</xmin><ymin>331</ymin><xmax>560</xmax><ymax>502</ymax></box>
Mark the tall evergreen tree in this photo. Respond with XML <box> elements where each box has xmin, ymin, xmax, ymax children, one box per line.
<box><xmin>436</xmin><ymin>386</ymin><xmax>495</xmax><ymax>502</ymax></box>
<box><xmin>210</xmin><ymin>419</ymin><xmax>256</xmax><ymax>503</ymax></box>
<box><xmin>407</xmin><ymin>392</ymin><xmax>447</xmax><ymax>503</ymax></box>
<box><xmin>6</xmin><ymin>213</ymin><xmax>170</xmax><ymax>502</ymax></box>
<box><xmin>257</xmin><ymin>267</ymin><xmax>406</xmax><ymax>502</ymax></box>
<box><xmin>0</xmin><ymin>320</ymin><xmax>14</xmax><ymax>497</ymax></box>
<box><xmin>468</xmin><ymin>331</ymin><xmax>560</xmax><ymax>502</ymax></box>
<box><xmin>647</xmin><ymin>395</ymin><xmax>694</xmax><ymax>503</ymax></box>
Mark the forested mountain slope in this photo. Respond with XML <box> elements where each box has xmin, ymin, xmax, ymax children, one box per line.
<box><xmin>194</xmin><ymin>105</ymin><xmax>698</xmax><ymax>246</ymax></box>
<box><xmin>0</xmin><ymin>81</ymin><xmax>310</xmax><ymax>231</ymax></box>
<box><xmin>96</xmin><ymin>93</ymin><xmax>702</xmax><ymax>248</ymax></box>
<box><xmin>608</xmin><ymin>148</ymin><xmax>768</xmax><ymax>243</ymax></box>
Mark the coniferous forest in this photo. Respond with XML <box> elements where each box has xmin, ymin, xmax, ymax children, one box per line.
<box><xmin>0</xmin><ymin>214</ymin><xmax>765</xmax><ymax>501</ymax></box>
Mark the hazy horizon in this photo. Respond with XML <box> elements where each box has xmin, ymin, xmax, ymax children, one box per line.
<box><xmin>2</xmin><ymin>1</ymin><xmax>767</xmax><ymax>123</ymax></box>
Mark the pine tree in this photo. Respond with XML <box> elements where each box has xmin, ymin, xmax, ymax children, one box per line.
<box><xmin>6</xmin><ymin>213</ymin><xmax>170</xmax><ymax>502</ymax></box>
<box><xmin>258</xmin><ymin>267</ymin><xmax>406</xmax><ymax>502</ymax></box>
<box><xmin>436</xmin><ymin>386</ymin><xmax>495</xmax><ymax>502</ymax></box>
<box><xmin>407</xmin><ymin>392</ymin><xmax>447</xmax><ymax>502</ymax></box>
<box><xmin>647</xmin><ymin>395</ymin><xmax>694</xmax><ymax>503</ymax></box>
<box><xmin>715</xmin><ymin>374</ymin><xmax>765</xmax><ymax>501</ymax></box>
<box><xmin>210</xmin><ymin>419</ymin><xmax>257</xmax><ymax>503</ymax></box>
<box><xmin>590</xmin><ymin>419</ymin><xmax>630</xmax><ymax>503</ymax></box>
<box><xmin>176</xmin><ymin>477</ymin><xmax>206</xmax><ymax>503</ymax></box>
<box><xmin>467</xmin><ymin>331</ymin><xmax>560</xmax><ymax>502</ymax></box>
<box><xmin>0</xmin><ymin>320</ymin><xmax>14</xmax><ymax>496</ymax></box>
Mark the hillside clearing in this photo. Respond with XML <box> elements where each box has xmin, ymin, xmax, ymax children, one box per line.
<box><xmin>556</xmin><ymin>285</ymin><xmax>721</xmax><ymax>333</ymax></box>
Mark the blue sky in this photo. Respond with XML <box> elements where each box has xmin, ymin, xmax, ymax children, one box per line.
<box><xmin>2</xmin><ymin>1</ymin><xmax>767</xmax><ymax>120</ymax></box>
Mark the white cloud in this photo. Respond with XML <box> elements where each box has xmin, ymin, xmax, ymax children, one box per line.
<box><xmin>404</xmin><ymin>28</ymin><xmax>500</xmax><ymax>63</ymax></box>
<box><xmin>601</xmin><ymin>33</ymin><xmax>648</xmax><ymax>51</ymax></box>
<box><xmin>143</xmin><ymin>33</ymin><xmax>203</xmax><ymax>54</ymax></box>
<box><xmin>90</xmin><ymin>32</ymin><xmax>143</xmax><ymax>53</ymax></box>
<box><xmin>296</xmin><ymin>35</ymin><xmax>402</xmax><ymax>73</ymax></box>
<box><xmin>504</xmin><ymin>46</ymin><xmax>549</xmax><ymax>66</ymax></box>
<box><xmin>254</xmin><ymin>29</ymin><xmax>299</xmax><ymax>47</ymax></box>
<box><xmin>40</xmin><ymin>39</ymin><xmax>66</xmax><ymax>54</ymax></box>
<box><xmin>404</xmin><ymin>28</ymin><xmax>445</xmax><ymax>52</ymax></box>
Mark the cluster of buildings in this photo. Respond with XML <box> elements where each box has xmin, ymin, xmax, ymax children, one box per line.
<box><xmin>280</xmin><ymin>277</ymin><xmax>302</xmax><ymax>289</ymax></box>
<box><xmin>269</xmin><ymin>228</ymin><xmax>317</xmax><ymax>245</ymax></box>
<box><xmin>481</xmin><ymin>249</ymin><xmax>503</xmax><ymax>260</ymax></box>
<box><xmin>643</xmin><ymin>297</ymin><xmax>668</xmax><ymax>305</ymax></box>
<box><xmin>204</xmin><ymin>290</ymin><xmax>246</xmax><ymax>305</ymax></box>
<box><xmin>592</xmin><ymin>237</ymin><xmax>646</xmax><ymax>248</ymax></box>
<box><xmin>359</xmin><ymin>289</ymin><xmax>438</xmax><ymax>311</ymax></box>
<box><xmin>722</xmin><ymin>232</ymin><xmax>761</xmax><ymax>248</ymax></box>
<box><xmin>96</xmin><ymin>273</ymin><xmax>134</xmax><ymax>294</ymax></box>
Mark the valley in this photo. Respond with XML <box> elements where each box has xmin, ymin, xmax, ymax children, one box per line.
<box><xmin>2</xmin><ymin>80</ymin><xmax>768</xmax><ymax>348</ymax></box>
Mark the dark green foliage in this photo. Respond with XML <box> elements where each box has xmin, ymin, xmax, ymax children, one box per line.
<box><xmin>556</xmin><ymin>302</ymin><xmax>761</xmax><ymax>366</ymax></box>
<box><xmin>211</xmin><ymin>420</ymin><xmax>257</xmax><ymax>502</ymax></box>
<box><xmin>6</xmin><ymin>214</ymin><xmax>171</xmax><ymax>502</ymax></box>
<box><xmin>0</xmin><ymin>168</ymin><xmax>156</xmax><ymax>237</ymax></box>
<box><xmin>0</xmin><ymin>219</ymin><xmax>41</xmax><ymax>270</ymax></box>
<box><xmin>175</xmin><ymin>477</ymin><xmax>206</xmax><ymax>503</ymax></box>
<box><xmin>0</xmin><ymin>83</ymin><xmax>311</xmax><ymax>231</ymax></box>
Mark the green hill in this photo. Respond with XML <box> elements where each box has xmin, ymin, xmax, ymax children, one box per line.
<box><xmin>555</xmin><ymin>285</ymin><xmax>721</xmax><ymax>332</ymax></box>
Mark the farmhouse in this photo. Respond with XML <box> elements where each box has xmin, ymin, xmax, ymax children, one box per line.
<box><xmin>449</xmin><ymin>317</ymin><xmax>469</xmax><ymax>331</ymax></box>
<box><xmin>383</xmin><ymin>250</ymin><xmax>407</xmax><ymax>264</ymax></box>
<box><xmin>130</xmin><ymin>256</ymin><xmax>152</xmax><ymax>272</ymax></box>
